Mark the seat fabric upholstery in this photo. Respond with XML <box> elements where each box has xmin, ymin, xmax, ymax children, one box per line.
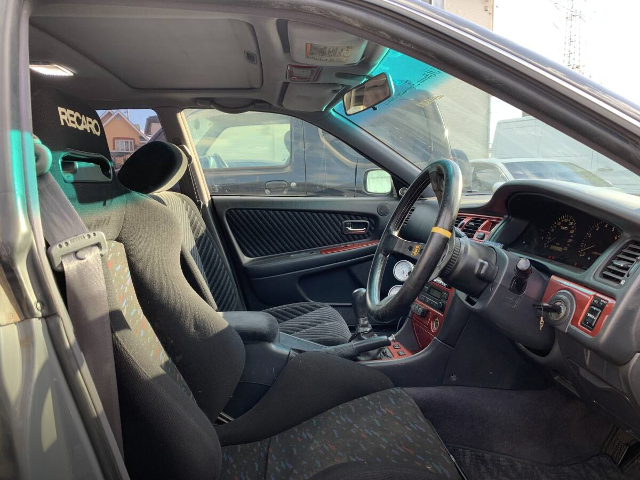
<box><xmin>119</xmin><ymin>147</ymin><xmax>351</xmax><ymax>346</ymax></box>
<box><xmin>265</xmin><ymin>301</ymin><xmax>351</xmax><ymax>346</ymax></box>
<box><xmin>220</xmin><ymin>388</ymin><xmax>461</xmax><ymax>480</ymax></box>
<box><xmin>151</xmin><ymin>191</ymin><xmax>240</xmax><ymax>311</ymax></box>
<box><xmin>33</xmin><ymin>87</ymin><xmax>462</xmax><ymax>480</ymax></box>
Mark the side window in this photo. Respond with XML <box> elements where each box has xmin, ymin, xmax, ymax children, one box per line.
<box><xmin>194</xmin><ymin>120</ymin><xmax>291</xmax><ymax>170</ymax></box>
<box><xmin>303</xmin><ymin>124</ymin><xmax>394</xmax><ymax>197</ymax></box>
<box><xmin>97</xmin><ymin>109</ymin><xmax>159</xmax><ymax>169</ymax></box>
<box><xmin>185</xmin><ymin>110</ymin><xmax>300</xmax><ymax>196</ymax></box>
<box><xmin>184</xmin><ymin>109</ymin><xmax>395</xmax><ymax>198</ymax></box>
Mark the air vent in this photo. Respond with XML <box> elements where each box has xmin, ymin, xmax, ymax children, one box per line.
<box><xmin>462</xmin><ymin>218</ymin><xmax>485</xmax><ymax>238</ymax></box>
<box><xmin>455</xmin><ymin>215</ymin><xmax>466</xmax><ymax>228</ymax></box>
<box><xmin>601</xmin><ymin>241</ymin><xmax>640</xmax><ymax>285</ymax></box>
<box><xmin>403</xmin><ymin>206</ymin><xmax>416</xmax><ymax>225</ymax></box>
<box><xmin>486</xmin><ymin>219</ymin><xmax>501</xmax><ymax>232</ymax></box>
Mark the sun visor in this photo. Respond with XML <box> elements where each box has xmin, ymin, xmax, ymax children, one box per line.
<box><xmin>282</xmin><ymin>83</ymin><xmax>343</xmax><ymax>112</ymax></box>
<box><xmin>288</xmin><ymin>22</ymin><xmax>367</xmax><ymax>66</ymax></box>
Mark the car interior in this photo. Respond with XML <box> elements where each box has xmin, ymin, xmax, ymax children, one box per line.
<box><xmin>3</xmin><ymin>0</ymin><xmax>640</xmax><ymax>479</ymax></box>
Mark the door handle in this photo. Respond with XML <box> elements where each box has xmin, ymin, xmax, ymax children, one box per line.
<box><xmin>265</xmin><ymin>180</ymin><xmax>288</xmax><ymax>194</ymax></box>
<box><xmin>343</xmin><ymin>220</ymin><xmax>369</xmax><ymax>235</ymax></box>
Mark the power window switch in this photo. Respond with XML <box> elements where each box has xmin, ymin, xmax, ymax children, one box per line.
<box><xmin>581</xmin><ymin>306</ymin><xmax>602</xmax><ymax>330</ymax></box>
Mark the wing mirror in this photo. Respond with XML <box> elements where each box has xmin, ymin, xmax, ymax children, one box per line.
<box><xmin>343</xmin><ymin>73</ymin><xmax>394</xmax><ymax>115</ymax></box>
<box><xmin>364</xmin><ymin>169</ymin><xmax>393</xmax><ymax>194</ymax></box>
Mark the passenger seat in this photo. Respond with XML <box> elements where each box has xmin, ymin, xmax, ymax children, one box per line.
<box><xmin>117</xmin><ymin>141</ymin><xmax>352</xmax><ymax>346</ymax></box>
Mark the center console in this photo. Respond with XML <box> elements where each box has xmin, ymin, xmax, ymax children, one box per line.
<box><xmin>410</xmin><ymin>278</ymin><xmax>454</xmax><ymax>350</ymax></box>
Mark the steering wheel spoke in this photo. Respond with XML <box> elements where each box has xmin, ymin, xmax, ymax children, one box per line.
<box><xmin>383</xmin><ymin>233</ymin><xmax>425</xmax><ymax>260</ymax></box>
<box><xmin>367</xmin><ymin>159</ymin><xmax>462</xmax><ymax>323</ymax></box>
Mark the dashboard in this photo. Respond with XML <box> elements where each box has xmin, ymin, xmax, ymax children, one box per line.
<box><xmin>508</xmin><ymin>196</ymin><xmax>622</xmax><ymax>270</ymax></box>
<box><xmin>400</xmin><ymin>182</ymin><xmax>640</xmax><ymax>439</ymax></box>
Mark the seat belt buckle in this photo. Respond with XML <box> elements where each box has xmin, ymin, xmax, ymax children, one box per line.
<box><xmin>47</xmin><ymin>231</ymin><xmax>108</xmax><ymax>271</ymax></box>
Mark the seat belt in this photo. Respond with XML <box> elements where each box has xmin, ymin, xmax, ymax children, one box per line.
<box><xmin>38</xmin><ymin>171</ymin><xmax>124</xmax><ymax>454</ymax></box>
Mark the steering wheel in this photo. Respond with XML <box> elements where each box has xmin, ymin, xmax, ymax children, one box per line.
<box><xmin>367</xmin><ymin>159</ymin><xmax>462</xmax><ymax>323</ymax></box>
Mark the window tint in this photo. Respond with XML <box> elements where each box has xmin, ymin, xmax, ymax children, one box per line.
<box><xmin>538</xmin><ymin>126</ymin><xmax>592</xmax><ymax>158</ymax></box>
<box><xmin>336</xmin><ymin>50</ymin><xmax>640</xmax><ymax>196</ymax></box>
<box><xmin>184</xmin><ymin>109</ymin><xmax>394</xmax><ymax>198</ymax></box>
<box><xmin>206</xmin><ymin>123</ymin><xmax>291</xmax><ymax>169</ymax></box>
<box><xmin>504</xmin><ymin>161</ymin><xmax>611</xmax><ymax>186</ymax></box>
<box><xmin>492</xmin><ymin>120</ymin><xmax>541</xmax><ymax>159</ymax></box>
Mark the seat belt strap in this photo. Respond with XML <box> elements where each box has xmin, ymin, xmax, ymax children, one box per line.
<box><xmin>38</xmin><ymin>172</ymin><xmax>123</xmax><ymax>453</ymax></box>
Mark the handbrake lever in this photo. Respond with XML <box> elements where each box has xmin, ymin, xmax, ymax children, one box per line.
<box><xmin>321</xmin><ymin>336</ymin><xmax>391</xmax><ymax>359</ymax></box>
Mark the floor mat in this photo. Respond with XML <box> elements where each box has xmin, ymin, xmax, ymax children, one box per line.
<box><xmin>406</xmin><ymin>386</ymin><xmax>615</xmax><ymax>465</ymax></box>
<box><xmin>450</xmin><ymin>446</ymin><xmax>633</xmax><ymax>480</ymax></box>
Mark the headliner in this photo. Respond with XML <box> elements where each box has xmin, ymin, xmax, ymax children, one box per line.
<box><xmin>29</xmin><ymin>3</ymin><xmax>388</xmax><ymax>114</ymax></box>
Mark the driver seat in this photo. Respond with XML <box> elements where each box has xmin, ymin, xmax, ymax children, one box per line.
<box><xmin>32</xmin><ymin>87</ymin><xmax>463</xmax><ymax>480</ymax></box>
<box><xmin>117</xmin><ymin>141</ymin><xmax>351</xmax><ymax>346</ymax></box>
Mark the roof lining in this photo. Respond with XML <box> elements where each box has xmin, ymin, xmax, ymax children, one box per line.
<box><xmin>29</xmin><ymin>3</ymin><xmax>387</xmax><ymax>114</ymax></box>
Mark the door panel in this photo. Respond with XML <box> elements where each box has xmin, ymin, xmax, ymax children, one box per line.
<box><xmin>226</xmin><ymin>208</ymin><xmax>376</xmax><ymax>258</ymax></box>
<box><xmin>213</xmin><ymin>196</ymin><xmax>398</xmax><ymax>324</ymax></box>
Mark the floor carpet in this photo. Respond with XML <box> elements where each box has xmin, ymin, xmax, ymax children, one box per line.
<box><xmin>449</xmin><ymin>446</ymin><xmax>634</xmax><ymax>480</ymax></box>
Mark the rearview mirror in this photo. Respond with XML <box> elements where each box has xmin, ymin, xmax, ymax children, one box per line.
<box><xmin>343</xmin><ymin>73</ymin><xmax>393</xmax><ymax>115</ymax></box>
<box><xmin>364</xmin><ymin>169</ymin><xmax>393</xmax><ymax>194</ymax></box>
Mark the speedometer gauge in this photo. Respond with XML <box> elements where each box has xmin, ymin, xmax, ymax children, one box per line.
<box><xmin>393</xmin><ymin>260</ymin><xmax>414</xmax><ymax>282</ymax></box>
<box><xmin>543</xmin><ymin>214</ymin><xmax>577</xmax><ymax>256</ymax></box>
<box><xmin>578</xmin><ymin>221</ymin><xmax>621</xmax><ymax>267</ymax></box>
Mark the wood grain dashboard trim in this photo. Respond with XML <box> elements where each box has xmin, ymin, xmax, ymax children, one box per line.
<box><xmin>541</xmin><ymin>275</ymin><xmax>615</xmax><ymax>337</ymax></box>
<box><xmin>457</xmin><ymin>213</ymin><xmax>503</xmax><ymax>242</ymax></box>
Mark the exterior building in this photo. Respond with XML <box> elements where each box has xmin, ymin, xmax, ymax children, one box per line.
<box><xmin>430</xmin><ymin>0</ymin><xmax>494</xmax><ymax>160</ymax></box>
<box><xmin>99</xmin><ymin>110</ymin><xmax>149</xmax><ymax>167</ymax></box>
<box><xmin>442</xmin><ymin>0</ymin><xmax>493</xmax><ymax>30</ymax></box>
<box><xmin>144</xmin><ymin>115</ymin><xmax>162</xmax><ymax>137</ymax></box>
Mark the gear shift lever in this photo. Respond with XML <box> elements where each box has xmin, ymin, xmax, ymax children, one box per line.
<box><xmin>351</xmin><ymin>288</ymin><xmax>374</xmax><ymax>340</ymax></box>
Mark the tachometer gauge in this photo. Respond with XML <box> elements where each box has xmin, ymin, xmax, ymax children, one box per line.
<box><xmin>393</xmin><ymin>260</ymin><xmax>414</xmax><ymax>282</ymax></box>
<box><xmin>388</xmin><ymin>285</ymin><xmax>402</xmax><ymax>297</ymax></box>
<box><xmin>543</xmin><ymin>214</ymin><xmax>577</xmax><ymax>256</ymax></box>
<box><xmin>578</xmin><ymin>221</ymin><xmax>621</xmax><ymax>267</ymax></box>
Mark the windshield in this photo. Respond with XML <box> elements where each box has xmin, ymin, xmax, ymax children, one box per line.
<box><xmin>334</xmin><ymin>51</ymin><xmax>640</xmax><ymax>196</ymax></box>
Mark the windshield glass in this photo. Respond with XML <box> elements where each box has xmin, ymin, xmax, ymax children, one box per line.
<box><xmin>334</xmin><ymin>51</ymin><xmax>640</xmax><ymax>196</ymax></box>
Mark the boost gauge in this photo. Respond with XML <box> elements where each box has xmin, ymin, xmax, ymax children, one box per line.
<box><xmin>388</xmin><ymin>285</ymin><xmax>402</xmax><ymax>297</ymax></box>
<box><xmin>393</xmin><ymin>260</ymin><xmax>414</xmax><ymax>281</ymax></box>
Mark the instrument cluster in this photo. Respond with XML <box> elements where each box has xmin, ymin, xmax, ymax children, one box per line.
<box><xmin>510</xmin><ymin>200</ymin><xmax>621</xmax><ymax>270</ymax></box>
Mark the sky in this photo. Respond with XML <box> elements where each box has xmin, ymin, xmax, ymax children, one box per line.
<box><xmin>488</xmin><ymin>0</ymin><xmax>640</xmax><ymax>141</ymax></box>
<box><xmin>493</xmin><ymin>0</ymin><xmax>640</xmax><ymax>104</ymax></box>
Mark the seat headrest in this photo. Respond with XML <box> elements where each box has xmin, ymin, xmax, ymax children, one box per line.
<box><xmin>117</xmin><ymin>141</ymin><xmax>188</xmax><ymax>194</ymax></box>
<box><xmin>31</xmin><ymin>87</ymin><xmax>111</xmax><ymax>160</ymax></box>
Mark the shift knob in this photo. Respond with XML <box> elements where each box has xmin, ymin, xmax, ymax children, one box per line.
<box><xmin>515</xmin><ymin>258</ymin><xmax>532</xmax><ymax>279</ymax></box>
<box><xmin>352</xmin><ymin>288</ymin><xmax>368</xmax><ymax>319</ymax></box>
<box><xmin>510</xmin><ymin>257</ymin><xmax>532</xmax><ymax>295</ymax></box>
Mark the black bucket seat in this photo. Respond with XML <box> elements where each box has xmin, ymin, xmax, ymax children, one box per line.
<box><xmin>116</xmin><ymin>141</ymin><xmax>351</xmax><ymax>346</ymax></box>
<box><xmin>32</xmin><ymin>87</ymin><xmax>463</xmax><ymax>480</ymax></box>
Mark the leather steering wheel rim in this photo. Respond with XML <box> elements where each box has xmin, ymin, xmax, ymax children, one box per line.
<box><xmin>366</xmin><ymin>159</ymin><xmax>462</xmax><ymax>323</ymax></box>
